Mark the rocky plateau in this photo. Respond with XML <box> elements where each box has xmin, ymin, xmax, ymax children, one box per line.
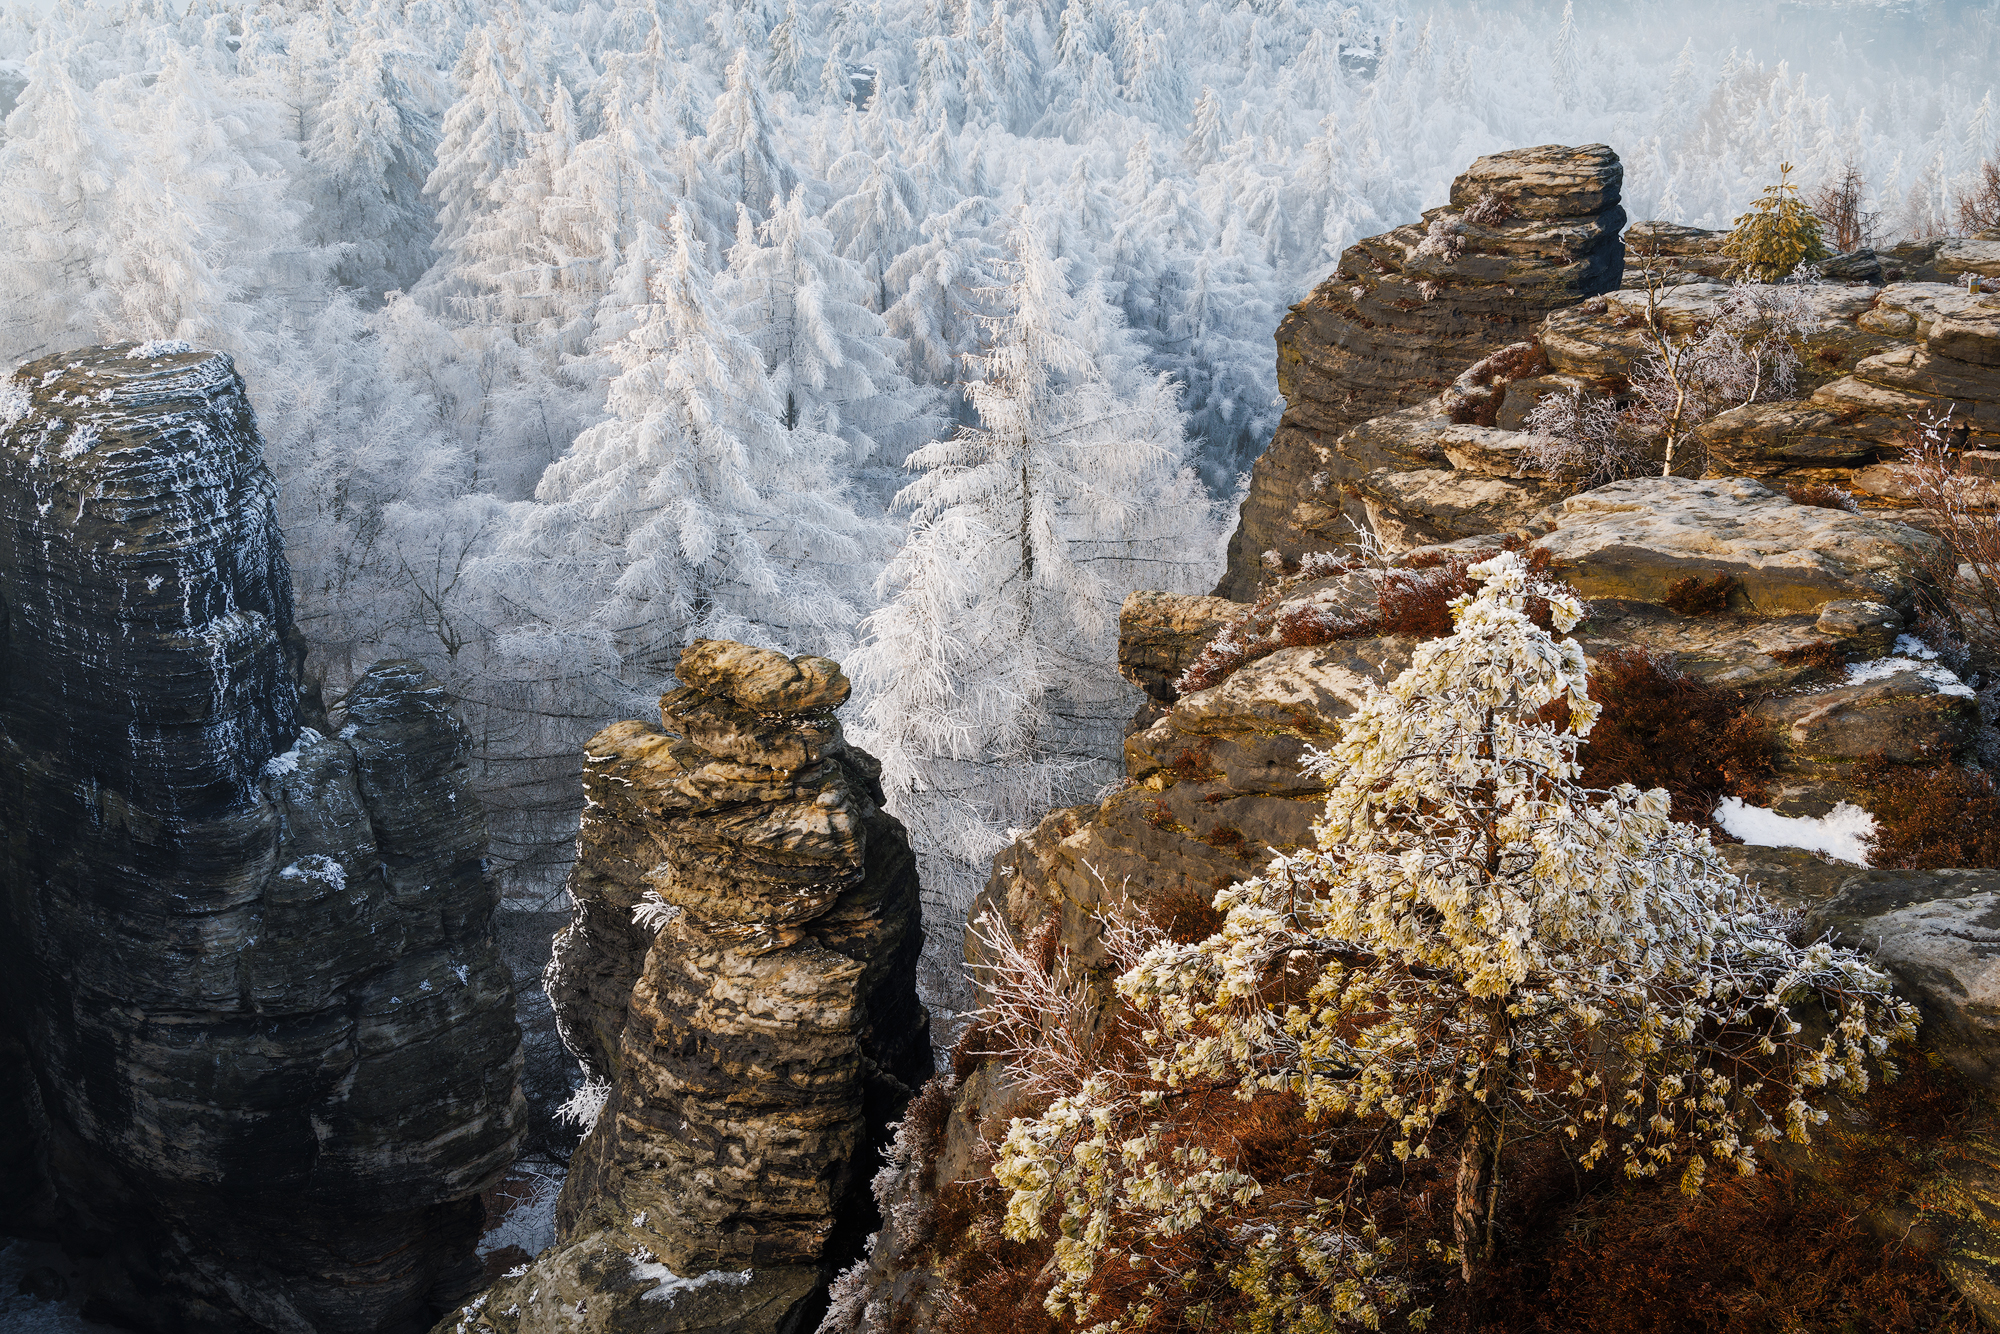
<box><xmin>831</xmin><ymin>147</ymin><xmax>2000</xmax><ymax>1331</ymax></box>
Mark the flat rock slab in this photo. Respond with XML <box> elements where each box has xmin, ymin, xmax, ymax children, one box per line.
<box><xmin>1758</xmin><ymin>667</ymin><xmax>1979</xmax><ymax>766</ymax></box>
<box><xmin>1448</xmin><ymin>142</ymin><xmax>1621</xmax><ymax>218</ymax></box>
<box><xmin>1533</xmin><ymin>477</ymin><xmax>1943</xmax><ymax>614</ymax></box>
<box><xmin>1807</xmin><ymin>871</ymin><xmax>2000</xmax><ymax>1093</ymax></box>
<box><xmin>675</xmin><ymin>640</ymin><xmax>849</xmax><ymax>713</ymax></box>
<box><xmin>433</xmin><ymin>1222</ymin><xmax>821</xmax><ymax>1334</ymax></box>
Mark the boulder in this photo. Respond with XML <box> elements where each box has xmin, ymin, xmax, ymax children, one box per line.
<box><xmin>1530</xmin><ymin>477</ymin><xmax>1943</xmax><ymax>614</ymax></box>
<box><xmin>1937</xmin><ymin>239</ymin><xmax>2000</xmax><ymax>284</ymax></box>
<box><xmin>1357</xmin><ymin>466</ymin><xmax>1566</xmax><ymax>550</ymax></box>
<box><xmin>0</xmin><ymin>344</ymin><xmax>524</xmax><ymax>1334</ymax></box>
<box><xmin>1621</xmin><ymin>220</ymin><xmax>1731</xmax><ymax>282</ymax></box>
<box><xmin>1818</xmin><ymin>247</ymin><xmax>1887</xmax><ymax>284</ymax></box>
<box><xmin>503</xmin><ymin>641</ymin><xmax>930</xmax><ymax>1334</ymax></box>
<box><xmin>1808</xmin><ymin>872</ymin><xmax>2000</xmax><ymax>1092</ymax></box>
<box><xmin>1217</xmin><ymin>144</ymin><xmax>1625</xmax><ymax>595</ymax></box>
<box><xmin>1118</xmin><ymin>591</ymin><xmax>1247</xmax><ymax>704</ymax></box>
<box><xmin>1757</xmin><ymin>666</ymin><xmax>1979</xmax><ymax>790</ymax></box>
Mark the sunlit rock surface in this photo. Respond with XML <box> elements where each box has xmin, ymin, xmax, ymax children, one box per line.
<box><xmin>0</xmin><ymin>344</ymin><xmax>524</xmax><ymax>1333</ymax></box>
<box><xmin>1217</xmin><ymin>142</ymin><xmax>1626</xmax><ymax>594</ymax></box>
<box><xmin>458</xmin><ymin>641</ymin><xmax>929</xmax><ymax>1334</ymax></box>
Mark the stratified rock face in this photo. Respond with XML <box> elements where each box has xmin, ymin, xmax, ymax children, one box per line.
<box><xmin>1271</xmin><ymin>274</ymin><xmax>2000</xmax><ymax>566</ymax></box>
<box><xmin>476</xmin><ymin>641</ymin><xmax>928</xmax><ymax>1334</ymax></box>
<box><xmin>1216</xmin><ymin>143</ymin><xmax>1625</xmax><ymax>595</ymax></box>
<box><xmin>0</xmin><ymin>344</ymin><xmax>524</xmax><ymax>1334</ymax></box>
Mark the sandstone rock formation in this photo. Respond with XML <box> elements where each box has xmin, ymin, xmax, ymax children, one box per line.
<box><xmin>1217</xmin><ymin>143</ymin><xmax>1626</xmax><ymax>595</ymax></box>
<box><xmin>0</xmin><ymin>344</ymin><xmax>525</xmax><ymax>1332</ymax></box>
<box><xmin>829</xmin><ymin>469</ymin><xmax>2000</xmax><ymax>1328</ymax></box>
<box><xmin>447</xmin><ymin>641</ymin><xmax>929</xmax><ymax>1334</ymax></box>
<box><xmin>1621</xmin><ymin>219</ymin><xmax>1730</xmax><ymax>283</ymax></box>
<box><xmin>1306</xmin><ymin>275</ymin><xmax>2000</xmax><ymax>561</ymax></box>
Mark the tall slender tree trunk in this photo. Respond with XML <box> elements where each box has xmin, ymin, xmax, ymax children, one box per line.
<box><xmin>1454</xmin><ymin>1114</ymin><xmax>1494</xmax><ymax>1285</ymax></box>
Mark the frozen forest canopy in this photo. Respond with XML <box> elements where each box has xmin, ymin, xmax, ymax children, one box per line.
<box><xmin>2</xmin><ymin>0</ymin><xmax>1997</xmax><ymax>1016</ymax></box>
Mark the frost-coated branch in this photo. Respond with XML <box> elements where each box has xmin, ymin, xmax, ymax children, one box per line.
<box><xmin>993</xmin><ymin>552</ymin><xmax>1916</xmax><ymax>1330</ymax></box>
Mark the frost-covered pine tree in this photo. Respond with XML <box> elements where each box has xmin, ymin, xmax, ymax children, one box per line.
<box><xmin>702</xmin><ymin>48</ymin><xmax>793</xmax><ymax>228</ymax></box>
<box><xmin>423</xmin><ymin>21</ymin><xmax>546</xmax><ymax>261</ymax></box>
<box><xmin>1184</xmin><ymin>85</ymin><xmax>1225</xmax><ymax>169</ymax></box>
<box><xmin>0</xmin><ymin>38</ymin><xmax>304</xmax><ymax>361</ymax></box>
<box><xmin>993</xmin><ymin>552</ymin><xmax>1914</xmax><ymax>1329</ymax></box>
<box><xmin>825</xmin><ymin>150</ymin><xmax>924</xmax><ymax>313</ymax></box>
<box><xmin>851</xmin><ymin>206</ymin><xmax>1220</xmax><ymax>1013</ymax></box>
<box><xmin>494</xmin><ymin>207</ymin><xmax>872</xmax><ymax>671</ymax></box>
<box><xmin>883</xmin><ymin>195</ymin><xmax>999</xmax><ymax>420</ymax></box>
<box><xmin>300</xmin><ymin>19</ymin><xmax>440</xmax><ymax>299</ymax></box>
<box><xmin>720</xmin><ymin>185</ymin><xmax>936</xmax><ymax>477</ymax></box>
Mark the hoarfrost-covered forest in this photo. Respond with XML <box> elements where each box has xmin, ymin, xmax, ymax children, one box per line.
<box><xmin>1</xmin><ymin>0</ymin><xmax>1996</xmax><ymax>1012</ymax></box>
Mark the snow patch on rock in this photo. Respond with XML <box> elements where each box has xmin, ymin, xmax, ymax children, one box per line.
<box><xmin>263</xmin><ymin>728</ymin><xmax>325</xmax><ymax>775</ymax></box>
<box><xmin>1714</xmin><ymin>797</ymin><xmax>1876</xmax><ymax>867</ymax></box>
<box><xmin>278</xmin><ymin>853</ymin><xmax>346</xmax><ymax>890</ymax></box>
<box><xmin>627</xmin><ymin>1255</ymin><xmax>753</xmax><ymax>1305</ymax></box>
<box><xmin>1842</xmin><ymin>636</ymin><xmax>1977</xmax><ymax>699</ymax></box>
<box><xmin>126</xmin><ymin>340</ymin><xmax>196</xmax><ymax>359</ymax></box>
<box><xmin>0</xmin><ymin>385</ymin><xmax>28</xmax><ymax>431</ymax></box>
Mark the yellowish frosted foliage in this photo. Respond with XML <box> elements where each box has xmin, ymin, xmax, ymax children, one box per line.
<box><xmin>991</xmin><ymin>552</ymin><xmax>1915</xmax><ymax>1332</ymax></box>
<box><xmin>1721</xmin><ymin>162</ymin><xmax>1833</xmax><ymax>282</ymax></box>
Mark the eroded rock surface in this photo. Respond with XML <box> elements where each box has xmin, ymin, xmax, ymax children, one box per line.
<box><xmin>458</xmin><ymin>641</ymin><xmax>929</xmax><ymax>1334</ymax></box>
<box><xmin>1217</xmin><ymin>143</ymin><xmax>1625</xmax><ymax>594</ymax></box>
<box><xmin>0</xmin><ymin>344</ymin><xmax>524</xmax><ymax>1333</ymax></box>
<box><xmin>1257</xmin><ymin>255</ymin><xmax>2000</xmax><ymax>576</ymax></box>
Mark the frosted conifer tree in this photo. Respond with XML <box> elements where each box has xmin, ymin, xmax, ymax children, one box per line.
<box><xmin>883</xmin><ymin>195</ymin><xmax>999</xmax><ymax>419</ymax></box>
<box><xmin>851</xmin><ymin>206</ymin><xmax>1220</xmax><ymax>1014</ymax></box>
<box><xmin>496</xmin><ymin>207</ymin><xmax>872</xmax><ymax>672</ymax></box>
<box><xmin>993</xmin><ymin>552</ymin><xmax>1915</xmax><ymax>1328</ymax></box>
<box><xmin>825</xmin><ymin>151</ymin><xmax>924</xmax><ymax>312</ymax></box>
<box><xmin>764</xmin><ymin>0</ymin><xmax>811</xmax><ymax>97</ymax></box>
<box><xmin>423</xmin><ymin>22</ymin><xmax>546</xmax><ymax>261</ymax></box>
<box><xmin>302</xmin><ymin>21</ymin><xmax>440</xmax><ymax>298</ymax></box>
<box><xmin>702</xmin><ymin>48</ymin><xmax>792</xmax><ymax>228</ymax></box>
<box><xmin>1184</xmin><ymin>85</ymin><xmax>1225</xmax><ymax>169</ymax></box>
<box><xmin>720</xmin><ymin>185</ymin><xmax>936</xmax><ymax>474</ymax></box>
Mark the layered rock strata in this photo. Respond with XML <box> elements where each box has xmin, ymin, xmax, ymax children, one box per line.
<box><xmin>1312</xmin><ymin>275</ymin><xmax>2000</xmax><ymax>558</ymax></box>
<box><xmin>0</xmin><ymin>344</ymin><xmax>524</xmax><ymax>1332</ymax></box>
<box><xmin>1218</xmin><ymin>142</ymin><xmax>1626</xmax><ymax>595</ymax></box>
<box><xmin>451</xmin><ymin>641</ymin><xmax>929</xmax><ymax>1334</ymax></box>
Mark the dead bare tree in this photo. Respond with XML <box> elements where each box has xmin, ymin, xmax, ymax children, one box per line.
<box><xmin>1811</xmin><ymin>162</ymin><xmax>1879</xmax><ymax>253</ymax></box>
<box><xmin>1959</xmin><ymin>161</ymin><xmax>2000</xmax><ymax>235</ymax></box>
<box><xmin>1901</xmin><ymin>410</ymin><xmax>2000</xmax><ymax>666</ymax></box>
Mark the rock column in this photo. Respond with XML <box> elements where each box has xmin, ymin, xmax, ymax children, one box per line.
<box><xmin>0</xmin><ymin>344</ymin><xmax>524</xmax><ymax>1333</ymax></box>
<box><xmin>464</xmin><ymin>640</ymin><xmax>929</xmax><ymax>1334</ymax></box>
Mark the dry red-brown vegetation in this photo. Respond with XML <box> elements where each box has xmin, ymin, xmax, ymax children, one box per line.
<box><xmin>1856</xmin><ymin>757</ymin><xmax>2000</xmax><ymax>869</ymax></box>
<box><xmin>1143</xmin><ymin>879</ymin><xmax>1230</xmax><ymax>943</ymax></box>
<box><xmin>909</xmin><ymin>1032</ymin><xmax>1986</xmax><ymax>1334</ymax></box>
<box><xmin>1782</xmin><ymin>481</ymin><xmax>1860</xmax><ymax>512</ymax></box>
<box><xmin>1958</xmin><ymin>160</ymin><xmax>2000</xmax><ymax>234</ymax></box>
<box><xmin>1772</xmin><ymin>637</ymin><xmax>1850</xmax><ymax>681</ymax></box>
<box><xmin>1444</xmin><ymin>340</ymin><xmax>1550</xmax><ymax>426</ymax></box>
<box><xmin>1550</xmin><ymin>647</ymin><xmax>1773</xmax><ymax>827</ymax></box>
<box><xmin>1178</xmin><ymin>544</ymin><xmax>1574</xmax><ymax>694</ymax></box>
<box><xmin>917</xmin><ymin>1052</ymin><xmax>1983</xmax><ymax>1334</ymax></box>
<box><xmin>1663</xmin><ymin>572</ymin><xmax>1743</xmax><ymax>617</ymax></box>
